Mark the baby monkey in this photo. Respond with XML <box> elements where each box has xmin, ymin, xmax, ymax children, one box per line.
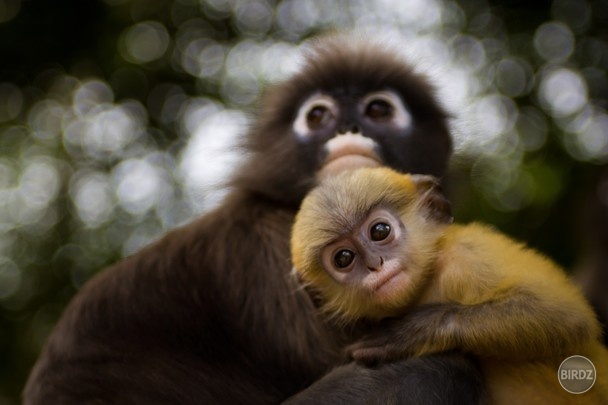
<box><xmin>291</xmin><ymin>167</ymin><xmax>608</xmax><ymax>404</ymax></box>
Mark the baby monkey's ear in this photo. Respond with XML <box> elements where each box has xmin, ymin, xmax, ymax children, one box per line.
<box><xmin>410</xmin><ymin>174</ymin><xmax>453</xmax><ymax>224</ymax></box>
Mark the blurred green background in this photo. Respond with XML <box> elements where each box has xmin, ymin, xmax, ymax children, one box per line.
<box><xmin>1</xmin><ymin>0</ymin><xmax>607</xmax><ymax>402</ymax></box>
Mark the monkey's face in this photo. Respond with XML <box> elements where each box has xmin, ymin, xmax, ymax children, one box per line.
<box><xmin>317</xmin><ymin>206</ymin><xmax>431</xmax><ymax>320</ymax></box>
<box><xmin>292</xmin><ymin>90</ymin><xmax>414</xmax><ymax>179</ymax></box>
<box><xmin>235</xmin><ymin>37</ymin><xmax>452</xmax><ymax>204</ymax></box>
<box><xmin>291</xmin><ymin>168</ymin><xmax>452</xmax><ymax>321</ymax></box>
<box><xmin>320</xmin><ymin>207</ymin><xmax>411</xmax><ymax>301</ymax></box>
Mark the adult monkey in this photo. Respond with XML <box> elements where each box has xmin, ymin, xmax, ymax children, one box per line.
<box><xmin>24</xmin><ymin>36</ymin><xmax>485</xmax><ymax>404</ymax></box>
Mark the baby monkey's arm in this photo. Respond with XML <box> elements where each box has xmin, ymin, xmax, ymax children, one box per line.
<box><xmin>348</xmin><ymin>286</ymin><xmax>597</xmax><ymax>365</ymax></box>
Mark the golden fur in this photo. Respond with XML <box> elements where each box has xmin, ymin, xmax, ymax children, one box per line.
<box><xmin>291</xmin><ymin>167</ymin><xmax>608</xmax><ymax>404</ymax></box>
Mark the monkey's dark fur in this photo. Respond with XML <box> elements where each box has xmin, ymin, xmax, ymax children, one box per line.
<box><xmin>285</xmin><ymin>354</ymin><xmax>486</xmax><ymax>405</ymax></box>
<box><xmin>236</xmin><ymin>37</ymin><xmax>452</xmax><ymax>204</ymax></box>
<box><xmin>24</xmin><ymin>36</ymin><xmax>483</xmax><ymax>404</ymax></box>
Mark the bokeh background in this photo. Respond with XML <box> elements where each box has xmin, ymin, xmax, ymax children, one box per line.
<box><xmin>1</xmin><ymin>0</ymin><xmax>607</xmax><ymax>402</ymax></box>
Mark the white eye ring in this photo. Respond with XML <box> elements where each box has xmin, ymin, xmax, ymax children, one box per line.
<box><xmin>361</xmin><ymin>90</ymin><xmax>412</xmax><ymax>130</ymax></box>
<box><xmin>293</xmin><ymin>93</ymin><xmax>337</xmax><ymax>138</ymax></box>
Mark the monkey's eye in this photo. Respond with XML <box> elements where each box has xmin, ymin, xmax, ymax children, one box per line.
<box><xmin>334</xmin><ymin>249</ymin><xmax>355</xmax><ymax>268</ymax></box>
<box><xmin>294</xmin><ymin>94</ymin><xmax>337</xmax><ymax>138</ymax></box>
<box><xmin>306</xmin><ymin>105</ymin><xmax>332</xmax><ymax>130</ymax></box>
<box><xmin>365</xmin><ymin>99</ymin><xmax>393</xmax><ymax>120</ymax></box>
<box><xmin>370</xmin><ymin>222</ymin><xmax>391</xmax><ymax>241</ymax></box>
<box><xmin>361</xmin><ymin>91</ymin><xmax>412</xmax><ymax>130</ymax></box>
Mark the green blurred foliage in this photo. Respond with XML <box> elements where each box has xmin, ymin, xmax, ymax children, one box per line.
<box><xmin>0</xmin><ymin>0</ymin><xmax>606</xmax><ymax>403</ymax></box>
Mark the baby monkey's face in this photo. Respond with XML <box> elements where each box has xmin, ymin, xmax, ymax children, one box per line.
<box><xmin>291</xmin><ymin>168</ymin><xmax>451</xmax><ymax>320</ymax></box>
<box><xmin>320</xmin><ymin>207</ymin><xmax>412</xmax><ymax>305</ymax></box>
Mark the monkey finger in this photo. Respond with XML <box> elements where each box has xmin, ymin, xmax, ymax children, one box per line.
<box><xmin>350</xmin><ymin>344</ymin><xmax>409</xmax><ymax>366</ymax></box>
<box><xmin>347</xmin><ymin>340</ymin><xmax>407</xmax><ymax>363</ymax></box>
<box><xmin>349</xmin><ymin>333</ymin><xmax>395</xmax><ymax>351</ymax></box>
<box><xmin>350</xmin><ymin>347</ymin><xmax>388</xmax><ymax>366</ymax></box>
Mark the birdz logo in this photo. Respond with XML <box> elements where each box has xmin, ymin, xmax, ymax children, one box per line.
<box><xmin>558</xmin><ymin>355</ymin><xmax>596</xmax><ymax>394</ymax></box>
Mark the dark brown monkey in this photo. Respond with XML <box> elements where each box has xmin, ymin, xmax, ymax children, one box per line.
<box><xmin>24</xmin><ymin>35</ymin><xmax>483</xmax><ymax>404</ymax></box>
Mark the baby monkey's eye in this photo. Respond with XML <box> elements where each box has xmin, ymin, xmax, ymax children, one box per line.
<box><xmin>370</xmin><ymin>222</ymin><xmax>391</xmax><ymax>241</ymax></box>
<box><xmin>334</xmin><ymin>249</ymin><xmax>355</xmax><ymax>268</ymax></box>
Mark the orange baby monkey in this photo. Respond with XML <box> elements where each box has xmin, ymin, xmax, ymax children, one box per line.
<box><xmin>291</xmin><ymin>167</ymin><xmax>608</xmax><ymax>404</ymax></box>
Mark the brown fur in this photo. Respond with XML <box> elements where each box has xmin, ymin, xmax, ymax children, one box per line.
<box><xmin>233</xmin><ymin>35</ymin><xmax>452</xmax><ymax>203</ymax></box>
<box><xmin>292</xmin><ymin>167</ymin><xmax>608</xmax><ymax>404</ymax></box>
<box><xmin>24</xmin><ymin>37</ymin><xmax>485</xmax><ymax>404</ymax></box>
